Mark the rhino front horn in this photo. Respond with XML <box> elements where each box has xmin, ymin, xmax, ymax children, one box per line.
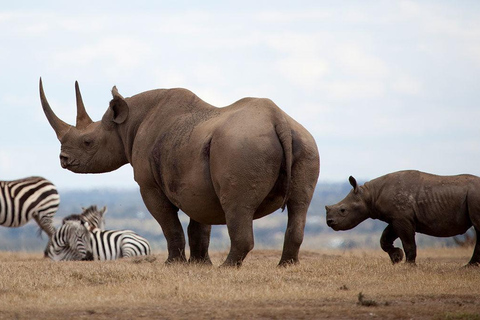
<box><xmin>39</xmin><ymin>78</ymin><xmax>72</xmax><ymax>140</ymax></box>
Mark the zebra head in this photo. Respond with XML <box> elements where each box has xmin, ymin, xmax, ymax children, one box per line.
<box><xmin>47</xmin><ymin>220</ymin><xmax>93</xmax><ymax>261</ymax></box>
<box><xmin>63</xmin><ymin>205</ymin><xmax>107</xmax><ymax>230</ymax></box>
<box><xmin>80</xmin><ymin>205</ymin><xmax>107</xmax><ymax>230</ymax></box>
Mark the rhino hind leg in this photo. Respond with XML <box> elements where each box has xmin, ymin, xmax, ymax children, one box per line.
<box><xmin>380</xmin><ymin>224</ymin><xmax>404</xmax><ymax>264</ymax></box>
<box><xmin>467</xmin><ymin>227</ymin><xmax>480</xmax><ymax>266</ymax></box>
<box><xmin>220</xmin><ymin>208</ymin><xmax>255</xmax><ymax>267</ymax></box>
<box><xmin>187</xmin><ymin>219</ymin><xmax>212</xmax><ymax>265</ymax></box>
<box><xmin>278</xmin><ymin>161</ymin><xmax>318</xmax><ymax>267</ymax></box>
<box><xmin>392</xmin><ymin>221</ymin><xmax>417</xmax><ymax>264</ymax></box>
<box><xmin>278</xmin><ymin>201</ymin><xmax>309</xmax><ymax>266</ymax></box>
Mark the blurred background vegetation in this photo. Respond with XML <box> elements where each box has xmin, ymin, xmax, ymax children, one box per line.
<box><xmin>0</xmin><ymin>181</ymin><xmax>472</xmax><ymax>253</ymax></box>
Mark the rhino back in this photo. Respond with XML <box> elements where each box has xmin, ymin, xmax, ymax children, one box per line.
<box><xmin>135</xmin><ymin>93</ymin><xmax>295</xmax><ymax>224</ymax></box>
<box><xmin>371</xmin><ymin>171</ymin><xmax>477</xmax><ymax>237</ymax></box>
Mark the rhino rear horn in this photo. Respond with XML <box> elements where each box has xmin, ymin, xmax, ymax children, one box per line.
<box><xmin>349</xmin><ymin>176</ymin><xmax>358</xmax><ymax>193</ymax></box>
<box><xmin>75</xmin><ymin>81</ymin><xmax>93</xmax><ymax>129</ymax></box>
<box><xmin>39</xmin><ymin>78</ymin><xmax>72</xmax><ymax>140</ymax></box>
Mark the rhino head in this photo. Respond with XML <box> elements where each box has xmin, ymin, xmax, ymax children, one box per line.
<box><xmin>40</xmin><ymin>79</ymin><xmax>129</xmax><ymax>173</ymax></box>
<box><xmin>325</xmin><ymin>176</ymin><xmax>371</xmax><ymax>231</ymax></box>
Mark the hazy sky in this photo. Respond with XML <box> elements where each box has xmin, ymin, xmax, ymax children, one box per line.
<box><xmin>1</xmin><ymin>1</ymin><xmax>479</xmax><ymax>190</ymax></box>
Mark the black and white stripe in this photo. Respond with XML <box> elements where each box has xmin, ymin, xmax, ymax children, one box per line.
<box><xmin>48</xmin><ymin>220</ymin><xmax>151</xmax><ymax>261</ymax></box>
<box><xmin>48</xmin><ymin>220</ymin><xmax>91</xmax><ymax>261</ymax></box>
<box><xmin>0</xmin><ymin>176</ymin><xmax>59</xmax><ymax>237</ymax></box>
<box><xmin>88</xmin><ymin>228</ymin><xmax>151</xmax><ymax>260</ymax></box>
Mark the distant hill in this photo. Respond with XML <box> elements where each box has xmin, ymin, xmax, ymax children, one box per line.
<box><xmin>0</xmin><ymin>183</ymin><xmax>464</xmax><ymax>252</ymax></box>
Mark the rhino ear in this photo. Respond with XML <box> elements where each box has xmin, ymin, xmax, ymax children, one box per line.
<box><xmin>349</xmin><ymin>176</ymin><xmax>358</xmax><ymax>193</ymax></box>
<box><xmin>109</xmin><ymin>86</ymin><xmax>129</xmax><ymax>124</ymax></box>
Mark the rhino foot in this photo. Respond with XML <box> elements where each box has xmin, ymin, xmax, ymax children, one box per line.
<box><xmin>165</xmin><ymin>257</ymin><xmax>188</xmax><ymax>265</ymax></box>
<box><xmin>188</xmin><ymin>257</ymin><xmax>213</xmax><ymax>265</ymax></box>
<box><xmin>278</xmin><ymin>258</ymin><xmax>299</xmax><ymax>268</ymax></box>
<box><xmin>389</xmin><ymin>248</ymin><xmax>404</xmax><ymax>264</ymax></box>
<box><xmin>464</xmin><ymin>261</ymin><xmax>480</xmax><ymax>268</ymax></box>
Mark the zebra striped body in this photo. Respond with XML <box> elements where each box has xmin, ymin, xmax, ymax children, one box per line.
<box><xmin>47</xmin><ymin>220</ymin><xmax>151</xmax><ymax>261</ymax></box>
<box><xmin>88</xmin><ymin>228</ymin><xmax>151</xmax><ymax>260</ymax></box>
<box><xmin>0</xmin><ymin>176</ymin><xmax>59</xmax><ymax>237</ymax></box>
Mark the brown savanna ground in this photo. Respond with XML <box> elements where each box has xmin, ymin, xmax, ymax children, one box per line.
<box><xmin>0</xmin><ymin>248</ymin><xmax>479</xmax><ymax>319</ymax></box>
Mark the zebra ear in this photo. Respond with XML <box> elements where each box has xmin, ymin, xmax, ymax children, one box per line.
<box><xmin>101</xmin><ymin>206</ymin><xmax>107</xmax><ymax>216</ymax></box>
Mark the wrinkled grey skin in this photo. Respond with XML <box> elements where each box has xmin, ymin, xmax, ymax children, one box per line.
<box><xmin>39</xmin><ymin>79</ymin><xmax>319</xmax><ymax>267</ymax></box>
<box><xmin>326</xmin><ymin>170</ymin><xmax>480</xmax><ymax>266</ymax></box>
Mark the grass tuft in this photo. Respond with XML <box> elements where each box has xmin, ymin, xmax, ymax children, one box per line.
<box><xmin>357</xmin><ymin>292</ymin><xmax>378</xmax><ymax>307</ymax></box>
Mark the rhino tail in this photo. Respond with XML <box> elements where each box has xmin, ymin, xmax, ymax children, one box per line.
<box><xmin>275</xmin><ymin>113</ymin><xmax>293</xmax><ymax>211</ymax></box>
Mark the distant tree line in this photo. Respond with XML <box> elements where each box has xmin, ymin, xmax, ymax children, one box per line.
<box><xmin>0</xmin><ymin>182</ymin><xmax>470</xmax><ymax>252</ymax></box>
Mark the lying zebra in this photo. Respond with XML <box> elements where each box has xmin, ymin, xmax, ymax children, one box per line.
<box><xmin>47</xmin><ymin>220</ymin><xmax>151</xmax><ymax>261</ymax></box>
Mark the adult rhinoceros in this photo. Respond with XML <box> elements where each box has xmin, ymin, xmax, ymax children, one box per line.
<box><xmin>39</xmin><ymin>79</ymin><xmax>319</xmax><ymax>267</ymax></box>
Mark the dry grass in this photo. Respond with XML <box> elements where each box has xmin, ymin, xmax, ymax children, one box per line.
<box><xmin>0</xmin><ymin>248</ymin><xmax>479</xmax><ymax>319</ymax></box>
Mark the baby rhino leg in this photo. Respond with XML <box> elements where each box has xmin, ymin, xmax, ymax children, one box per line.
<box><xmin>380</xmin><ymin>224</ymin><xmax>404</xmax><ymax>264</ymax></box>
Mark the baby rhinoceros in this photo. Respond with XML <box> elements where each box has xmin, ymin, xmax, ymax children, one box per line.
<box><xmin>325</xmin><ymin>170</ymin><xmax>480</xmax><ymax>266</ymax></box>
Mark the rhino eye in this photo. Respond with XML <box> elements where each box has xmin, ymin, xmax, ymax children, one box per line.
<box><xmin>83</xmin><ymin>138</ymin><xmax>93</xmax><ymax>147</ymax></box>
<box><xmin>340</xmin><ymin>208</ymin><xmax>346</xmax><ymax>213</ymax></box>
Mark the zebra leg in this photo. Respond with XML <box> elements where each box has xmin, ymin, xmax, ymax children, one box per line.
<box><xmin>33</xmin><ymin>215</ymin><xmax>56</xmax><ymax>257</ymax></box>
<box><xmin>34</xmin><ymin>214</ymin><xmax>56</xmax><ymax>238</ymax></box>
<box><xmin>187</xmin><ymin>219</ymin><xmax>212</xmax><ymax>265</ymax></box>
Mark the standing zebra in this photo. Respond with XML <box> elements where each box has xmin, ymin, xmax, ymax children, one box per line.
<box><xmin>62</xmin><ymin>205</ymin><xmax>106</xmax><ymax>230</ymax></box>
<box><xmin>0</xmin><ymin>176</ymin><xmax>59</xmax><ymax>238</ymax></box>
<box><xmin>47</xmin><ymin>220</ymin><xmax>151</xmax><ymax>261</ymax></box>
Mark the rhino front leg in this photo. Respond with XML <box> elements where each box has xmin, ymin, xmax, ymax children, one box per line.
<box><xmin>187</xmin><ymin>219</ymin><xmax>212</xmax><ymax>265</ymax></box>
<box><xmin>380</xmin><ymin>224</ymin><xmax>404</xmax><ymax>264</ymax></box>
<box><xmin>140</xmin><ymin>186</ymin><xmax>187</xmax><ymax>263</ymax></box>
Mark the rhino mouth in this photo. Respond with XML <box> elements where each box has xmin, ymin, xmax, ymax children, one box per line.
<box><xmin>326</xmin><ymin>218</ymin><xmax>340</xmax><ymax>230</ymax></box>
<box><xmin>60</xmin><ymin>161</ymin><xmax>79</xmax><ymax>169</ymax></box>
<box><xmin>60</xmin><ymin>155</ymin><xmax>79</xmax><ymax>169</ymax></box>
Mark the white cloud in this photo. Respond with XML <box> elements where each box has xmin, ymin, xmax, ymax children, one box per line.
<box><xmin>276</xmin><ymin>57</ymin><xmax>329</xmax><ymax>87</ymax></box>
<box><xmin>324</xmin><ymin>80</ymin><xmax>386</xmax><ymax>101</ymax></box>
<box><xmin>391</xmin><ymin>75</ymin><xmax>423</xmax><ymax>96</ymax></box>
<box><xmin>0</xmin><ymin>152</ymin><xmax>12</xmax><ymax>172</ymax></box>
<box><xmin>255</xmin><ymin>11</ymin><xmax>332</xmax><ymax>23</ymax></box>
<box><xmin>335</xmin><ymin>44</ymin><xmax>389</xmax><ymax>79</ymax></box>
<box><xmin>52</xmin><ymin>37</ymin><xmax>152</xmax><ymax>70</ymax></box>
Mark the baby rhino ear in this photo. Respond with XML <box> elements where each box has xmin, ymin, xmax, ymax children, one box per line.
<box><xmin>349</xmin><ymin>176</ymin><xmax>358</xmax><ymax>193</ymax></box>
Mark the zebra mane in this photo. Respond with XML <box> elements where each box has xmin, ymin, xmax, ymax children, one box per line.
<box><xmin>63</xmin><ymin>205</ymin><xmax>107</xmax><ymax>230</ymax></box>
<box><xmin>62</xmin><ymin>214</ymin><xmax>82</xmax><ymax>224</ymax></box>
